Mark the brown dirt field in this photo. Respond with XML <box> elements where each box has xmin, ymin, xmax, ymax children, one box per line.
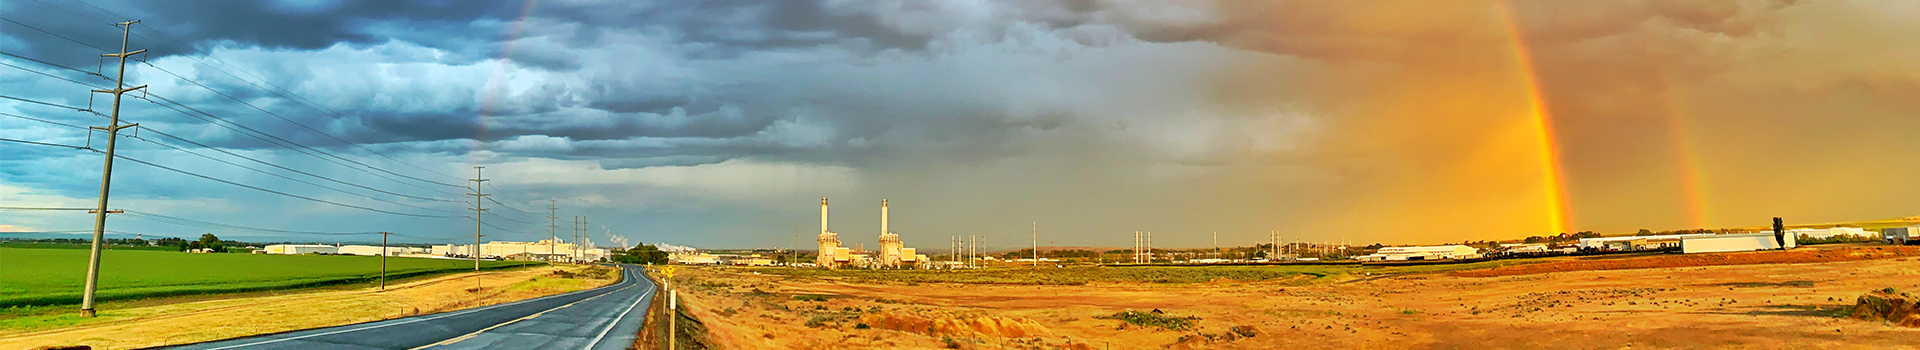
<box><xmin>667</xmin><ymin>257</ymin><xmax>1920</xmax><ymax>349</ymax></box>
<box><xmin>0</xmin><ymin>265</ymin><xmax>617</xmax><ymax>350</ymax></box>
<box><xmin>1456</xmin><ymin>246</ymin><xmax>1920</xmax><ymax>277</ymax></box>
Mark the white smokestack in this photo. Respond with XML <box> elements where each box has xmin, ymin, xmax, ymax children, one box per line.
<box><xmin>821</xmin><ymin>197</ymin><xmax>830</xmax><ymax>234</ymax></box>
<box><xmin>881</xmin><ymin>199</ymin><xmax>889</xmax><ymax>235</ymax></box>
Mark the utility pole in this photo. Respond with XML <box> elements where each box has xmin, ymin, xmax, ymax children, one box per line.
<box><xmin>548</xmin><ymin>200</ymin><xmax>558</xmax><ymax>263</ymax></box>
<box><xmin>1032</xmin><ymin>222</ymin><xmax>1038</xmax><ymax>268</ymax></box>
<box><xmin>379</xmin><ymin>232</ymin><xmax>391</xmax><ymax>290</ymax></box>
<box><xmin>968</xmin><ymin>235</ymin><xmax>976</xmax><ymax>268</ymax></box>
<box><xmin>79</xmin><ymin>20</ymin><xmax>146</xmax><ymax>318</ymax></box>
<box><xmin>572</xmin><ymin>216</ymin><xmax>579</xmax><ymax>263</ymax></box>
<box><xmin>576</xmin><ymin>216</ymin><xmax>583</xmax><ymax>261</ymax></box>
<box><xmin>469</xmin><ymin>166</ymin><xmax>487</xmax><ymax>291</ymax></box>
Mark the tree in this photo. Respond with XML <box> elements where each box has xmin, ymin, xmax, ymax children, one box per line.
<box><xmin>611</xmin><ymin>244</ymin><xmax>669</xmax><ymax>264</ymax></box>
<box><xmin>195</xmin><ymin>233</ymin><xmax>227</xmax><ymax>253</ymax></box>
<box><xmin>1636</xmin><ymin>229</ymin><xmax>1655</xmax><ymax>236</ymax></box>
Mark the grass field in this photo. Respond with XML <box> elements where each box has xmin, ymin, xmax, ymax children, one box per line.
<box><xmin>0</xmin><ymin>247</ymin><xmax>540</xmax><ymax>308</ymax></box>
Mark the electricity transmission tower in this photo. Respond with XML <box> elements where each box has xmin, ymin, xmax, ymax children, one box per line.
<box><xmin>80</xmin><ymin>20</ymin><xmax>148</xmax><ymax>318</ymax></box>
<box><xmin>548</xmin><ymin>200</ymin><xmax>558</xmax><ymax>262</ymax></box>
<box><xmin>468</xmin><ymin>166</ymin><xmax>488</xmax><ymax>290</ymax></box>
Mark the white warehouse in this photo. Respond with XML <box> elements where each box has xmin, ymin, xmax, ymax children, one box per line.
<box><xmin>261</xmin><ymin>244</ymin><xmax>337</xmax><ymax>255</ymax></box>
<box><xmin>1788</xmin><ymin>227</ymin><xmax>1869</xmax><ymax>239</ymax></box>
<box><xmin>1355</xmin><ymin>245</ymin><xmax>1481</xmax><ymax>261</ymax></box>
<box><xmin>337</xmin><ymin>245</ymin><xmax>424</xmax><ymax>256</ymax></box>
<box><xmin>1680</xmin><ymin>233</ymin><xmax>1782</xmax><ymax>254</ymax></box>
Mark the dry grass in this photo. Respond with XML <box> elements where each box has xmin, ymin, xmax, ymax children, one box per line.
<box><xmin>0</xmin><ymin>265</ymin><xmax>616</xmax><ymax>350</ymax></box>
<box><xmin>667</xmin><ymin>257</ymin><xmax>1920</xmax><ymax>349</ymax></box>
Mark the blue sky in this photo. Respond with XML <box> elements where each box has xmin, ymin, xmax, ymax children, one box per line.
<box><xmin>4</xmin><ymin>0</ymin><xmax>1920</xmax><ymax>249</ymax></box>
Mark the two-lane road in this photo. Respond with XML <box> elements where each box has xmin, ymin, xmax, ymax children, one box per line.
<box><xmin>162</xmin><ymin>264</ymin><xmax>656</xmax><ymax>350</ymax></box>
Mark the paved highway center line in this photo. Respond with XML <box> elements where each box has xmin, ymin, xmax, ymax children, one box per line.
<box><xmin>411</xmin><ymin>275</ymin><xmax>637</xmax><ymax>350</ymax></box>
<box><xmin>583</xmin><ymin>268</ymin><xmax>654</xmax><ymax>349</ymax></box>
<box><xmin>199</xmin><ymin>268</ymin><xmax>629</xmax><ymax>350</ymax></box>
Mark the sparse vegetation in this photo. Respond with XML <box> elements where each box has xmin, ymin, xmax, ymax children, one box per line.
<box><xmin>1096</xmin><ymin>309</ymin><xmax>1197</xmax><ymax>330</ymax></box>
<box><xmin>793</xmin><ymin>294</ymin><xmax>830</xmax><ymax>302</ymax></box>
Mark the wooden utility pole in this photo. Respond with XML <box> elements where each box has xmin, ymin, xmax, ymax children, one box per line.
<box><xmin>80</xmin><ymin>20</ymin><xmax>147</xmax><ymax>318</ymax></box>
<box><xmin>572</xmin><ymin>216</ymin><xmax>579</xmax><ymax>263</ymax></box>
<box><xmin>379</xmin><ymin>232</ymin><xmax>392</xmax><ymax>290</ymax></box>
<box><xmin>1032</xmin><ymin>222</ymin><xmax>1038</xmax><ymax>268</ymax></box>
<box><xmin>469</xmin><ymin>166</ymin><xmax>487</xmax><ymax>291</ymax></box>
<box><xmin>549</xmin><ymin>200</ymin><xmax>558</xmax><ymax>263</ymax></box>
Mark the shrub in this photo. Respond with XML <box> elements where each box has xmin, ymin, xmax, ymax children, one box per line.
<box><xmin>1096</xmin><ymin>309</ymin><xmax>1197</xmax><ymax>331</ymax></box>
<box><xmin>805</xmin><ymin>315</ymin><xmax>833</xmax><ymax>328</ymax></box>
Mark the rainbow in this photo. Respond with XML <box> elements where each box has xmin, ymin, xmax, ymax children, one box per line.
<box><xmin>472</xmin><ymin>0</ymin><xmax>543</xmax><ymax>158</ymax></box>
<box><xmin>1666</xmin><ymin>97</ymin><xmax>1710</xmax><ymax>228</ymax></box>
<box><xmin>1496</xmin><ymin>1</ymin><xmax>1572</xmax><ymax>234</ymax></box>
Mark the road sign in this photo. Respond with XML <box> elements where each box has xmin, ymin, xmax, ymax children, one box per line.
<box><xmin>661</xmin><ymin>266</ymin><xmax>676</xmax><ymax>278</ymax></box>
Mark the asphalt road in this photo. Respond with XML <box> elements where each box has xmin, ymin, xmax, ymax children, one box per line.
<box><xmin>161</xmin><ymin>264</ymin><xmax>656</xmax><ymax>350</ymax></box>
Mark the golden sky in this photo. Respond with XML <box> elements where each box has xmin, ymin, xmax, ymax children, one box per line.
<box><xmin>1172</xmin><ymin>0</ymin><xmax>1920</xmax><ymax>243</ymax></box>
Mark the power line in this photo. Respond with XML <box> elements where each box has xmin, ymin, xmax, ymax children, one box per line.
<box><xmin>101</xmin><ymin>150</ymin><xmax>464</xmax><ymax>218</ymax></box>
<box><xmin>0</xmin><ymin>51</ymin><xmax>110</xmax><ymax>80</ymax></box>
<box><xmin>120</xmin><ymin>210</ymin><xmax>383</xmax><ymax>236</ymax></box>
<box><xmin>0</xmin><ymin>137</ymin><xmax>88</xmax><ymax>150</ymax></box>
<box><xmin>483</xmin><ymin>194</ymin><xmax>541</xmax><ymax>217</ymax></box>
<box><xmin>136</xmin><ymin>93</ymin><xmax>465</xmax><ymax>197</ymax></box>
<box><xmin>122</xmin><ymin>131</ymin><xmax>463</xmax><ymax>215</ymax></box>
<box><xmin>485</xmin><ymin>210</ymin><xmax>536</xmax><ymax>225</ymax></box>
<box><xmin>134</xmin><ymin>126</ymin><xmax>460</xmax><ymax>203</ymax></box>
<box><xmin>0</xmin><ymin>61</ymin><xmax>107</xmax><ymax>89</ymax></box>
<box><xmin>0</xmin><ymin>111</ymin><xmax>89</xmax><ymax>130</ymax></box>
<box><xmin>0</xmin><ymin>207</ymin><xmax>97</xmax><ymax>211</ymax></box>
<box><xmin>0</xmin><ymin>16</ymin><xmax>108</xmax><ymax>51</ymax></box>
<box><xmin>136</xmin><ymin>62</ymin><xmax>466</xmax><ymax>189</ymax></box>
<box><xmin>0</xmin><ymin>93</ymin><xmax>90</xmax><ymax>112</ymax></box>
<box><xmin>24</xmin><ymin>0</ymin><xmax>120</xmax><ymax>27</ymax></box>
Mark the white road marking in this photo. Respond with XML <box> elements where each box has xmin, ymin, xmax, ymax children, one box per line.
<box><xmin>200</xmin><ymin>268</ymin><xmax>632</xmax><ymax>350</ymax></box>
<box><xmin>584</xmin><ymin>268</ymin><xmax>654</xmax><ymax>349</ymax></box>
<box><xmin>411</xmin><ymin>281</ymin><xmax>636</xmax><ymax>350</ymax></box>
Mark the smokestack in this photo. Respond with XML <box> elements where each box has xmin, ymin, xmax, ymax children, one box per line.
<box><xmin>881</xmin><ymin>199</ymin><xmax>889</xmax><ymax>235</ymax></box>
<box><xmin>821</xmin><ymin>197</ymin><xmax>829</xmax><ymax>235</ymax></box>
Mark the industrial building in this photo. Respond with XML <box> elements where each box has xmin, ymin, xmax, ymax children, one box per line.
<box><xmin>817</xmin><ymin>197</ymin><xmax>849</xmax><ymax>267</ymax></box>
<box><xmin>261</xmin><ymin>244</ymin><xmax>338</xmax><ymax>255</ymax></box>
<box><xmin>1354</xmin><ymin>245</ymin><xmax>1480</xmax><ymax>261</ymax></box>
<box><xmin>1577</xmin><ymin>234</ymin><xmax>1714</xmax><ymax>251</ymax></box>
<box><xmin>336</xmin><ymin>245</ymin><xmax>424</xmax><ymax>256</ymax></box>
<box><xmin>1788</xmin><ymin>227</ymin><xmax>1869</xmax><ymax>240</ymax></box>
<box><xmin>1680</xmin><ymin>233</ymin><xmax>1783</xmax><ymax>253</ymax></box>
<box><xmin>813</xmin><ymin>197</ymin><xmax>928</xmax><ymax>269</ymax></box>
<box><xmin>1885</xmin><ymin>226</ymin><xmax>1920</xmax><ymax>245</ymax></box>
<box><xmin>436</xmin><ymin>239</ymin><xmax>607</xmax><ymax>262</ymax></box>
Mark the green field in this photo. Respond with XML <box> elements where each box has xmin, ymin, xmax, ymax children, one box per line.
<box><xmin>0</xmin><ymin>247</ymin><xmax>540</xmax><ymax>308</ymax></box>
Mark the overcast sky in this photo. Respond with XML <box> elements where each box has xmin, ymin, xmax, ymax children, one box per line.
<box><xmin>3</xmin><ymin>0</ymin><xmax>1918</xmax><ymax>250</ymax></box>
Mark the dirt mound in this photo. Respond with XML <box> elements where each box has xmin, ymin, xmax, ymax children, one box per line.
<box><xmin>1455</xmin><ymin>246</ymin><xmax>1920</xmax><ymax>277</ymax></box>
<box><xmin>1851</xmin><ymin>288</ymin><xmax>1920</xmax><ymax>327</ymax></box>
<box><xmin>857</xmin><ymin>312</ymin><xmax>1051</xmax><ymax>338</ymax></box>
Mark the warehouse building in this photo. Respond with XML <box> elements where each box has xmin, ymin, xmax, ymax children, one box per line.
<box><xmin>1578</xmin><ymin>234</ymin><xmax>1715</xmax><ymax>251</ymax></box>
<box><xmin>1885</xmin><ymin>226</ymin><xmax>1920</xmax><ymax>245</ymax></box>
<box><xmin>337</xmin><ymin>245</ymin><xmax>423</xmax><ymax>256</ymax></box>
<box><xmin>1788</xmin><ymin>227</ymin><xmax>1869</xmax><ymax>240</ymax></box>
<box><xmin>1680</xmin><ymin>233</ymin><xmax>1783</xmax><ymax>253</ymax></box>
<box><xmin>1354</xmin><ymin>245</ymin><xmax>1480</xmax><ymax>261</ymax></box>
<box><xmin>437</xmin><ymin>240</ymin><xmax>607</xmax><ymax>262</ymax></box>
<box><xmin>261</xmin><ymin>244</ymin><xmax>337</xmax><ymax>255</ymax></box>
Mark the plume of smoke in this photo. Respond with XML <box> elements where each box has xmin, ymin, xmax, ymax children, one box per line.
<box><xmin>604</xmin><ymin>227</ymin><xmax>629</xmax><ymax>250</ymax></box>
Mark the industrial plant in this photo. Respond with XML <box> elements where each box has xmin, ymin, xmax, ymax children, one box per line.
<box><xmin>814</xmin><ymin>197</ymin><xmax>928</xmax><ymax>269</ymax></box>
